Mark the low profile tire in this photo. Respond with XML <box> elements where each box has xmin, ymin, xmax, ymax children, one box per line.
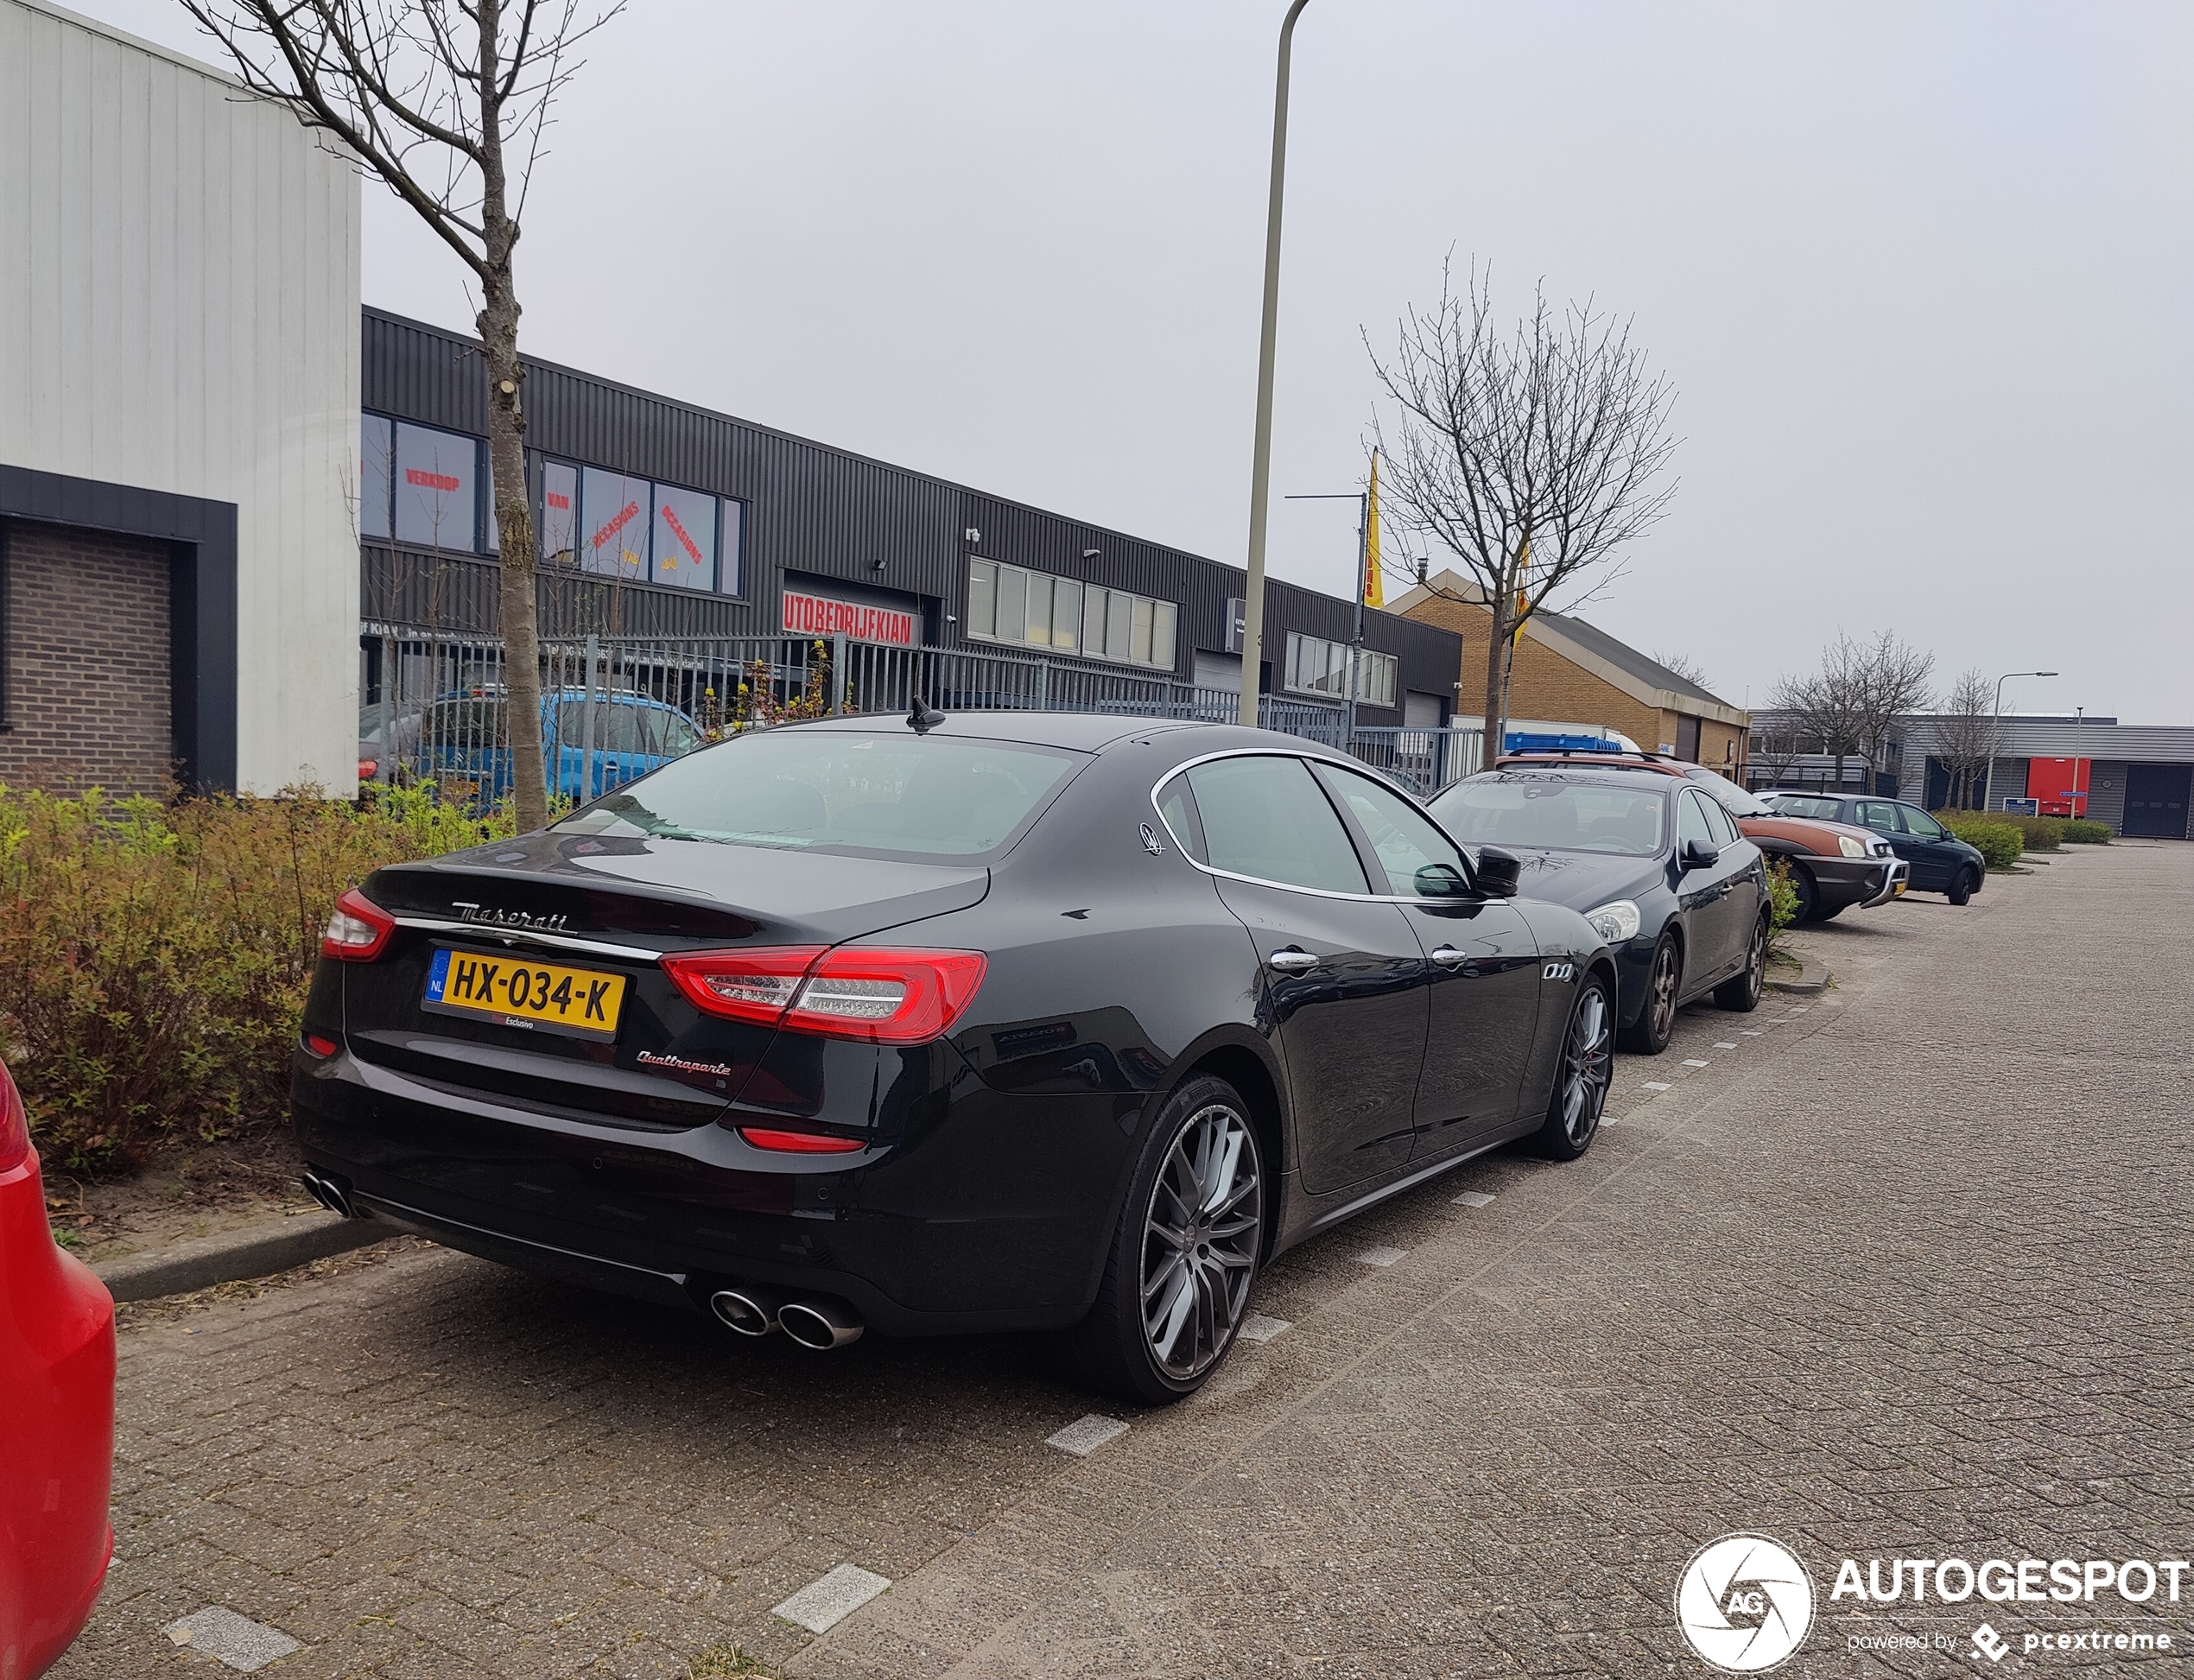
<box><xmin>1789</xmin><ymin>863</ymin><xmax>1820</xmax><ymax>923</ymax></box>
<box><xmin>1947</xmin><ymin>867</ymin><xmax>1978</xmax><ymax>906</ymax></box>
<box><xmin>1530</xmin><ymin>973</ymin><xmax>1614</xmax><ymax>1160</ymax></box>
<box><xmin>1069</xmin><ymin>1074</ymin><xmax>1266</xmax><ymax>1405</ymax></box>
<box><xmin>1617</xmin><ymin>934</ymin><xmax>1680</xmax><ymax>1055</ymax></box>
<box><xmin>1715</xmin><ymin>911</ymin><xmax>1769</xmax><ymax>1012</ymax></box>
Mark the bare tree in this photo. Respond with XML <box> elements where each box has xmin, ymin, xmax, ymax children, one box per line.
<box><xmin>183</xmin><ymin>0</ymin><xmax>622</xmax><ymax>832</ymax></box>
<box><xmin>1928</xmin><ymin>668</ymin><xmax>1998</xmax><ymax>810</ymax></box>
<box><xmin>1652</xmin><ymin>649</ymin><xmax>1710</xmax><ymax>691</ymax></box>
<box><xmin>1850</xmin><ymin>631</ymin><xmax>1934</xmax><ymax>795</ymax></box>
<box><xmin>1767</xmin><ymin>631</ymin><xmax>1933</xmax><ymax>796</ymax></box>
<box><xmin>1368</xmin><ymin>260</ymin><xmax>1679</xmax><ymax>769</ymax></box>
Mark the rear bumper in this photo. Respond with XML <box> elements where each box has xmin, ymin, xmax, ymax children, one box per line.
<box><xmin>294</xmin><ymin>1046</ymin><xmax>1142</xmax><ymax>1336</ymax></box>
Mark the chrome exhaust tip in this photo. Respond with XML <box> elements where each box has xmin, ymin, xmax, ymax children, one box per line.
<box><xmin>708</xmin><ymin>1285</ymin><xmax>785</xmax><ymax>1337</ymax></box>
<box><xmin>301</xmin><ymin>1169</ymin><xmax>355</xmax><ymax>1220</ymax></box>
<box><xmin>777</xmin><ymin>1297</ymin><xmax>865</xmax><ymax>1350</ymax></box>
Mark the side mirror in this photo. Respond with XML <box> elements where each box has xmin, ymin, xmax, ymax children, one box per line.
<box><xmin>1413</xmin><ymin>862</ymin><xmax>1469</xmax><ymax>898</ymax></box>
<box><xmin>1476</xmin><ymin>846</ymin><xmax>1522</xmax><ymax>898</ymax></box>
<box><xmin>1682</xmin><ymin>838</ymin><xmax>1721</xmax><ymax>870</ymax></box>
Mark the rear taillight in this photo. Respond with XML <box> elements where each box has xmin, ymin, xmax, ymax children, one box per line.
<box><xmin>663</xmin><ymin>946</ymin><xmax>987</xmax><ymax>1045</ymax></box>
<box><xmin>0</xmin><ymin>1059</ymin><xmax>29</xmax><ymax>1173</ymax></box>
<box><xmin>739</xmin><ymin>1126</ymin><xmax>867</xmax><ymax>1154</ymax></box>
<box><xmin>321</xmin><ymin>887</ymin><xmax>396</xmax><ymax>961</ymax></box>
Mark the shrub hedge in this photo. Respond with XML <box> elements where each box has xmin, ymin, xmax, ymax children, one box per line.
<box><xmin>2059</xmin><ymin>819</ymin><xmax>2112</xmax><ymax>845</ymax></box>
<box><xmin>1932</xmin><ymin>811</ymin><xmax>2025</xmax><ymax>870</ymax></box>
<box><xmin>0</xmin><ymin>783</ymin><xmax>513</xmax><ymax>1170</ymax></box>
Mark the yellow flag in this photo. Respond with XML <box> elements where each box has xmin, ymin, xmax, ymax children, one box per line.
<box><xmin>1363</xmin><ymin>451</ymin><xmax>1384</xmax><ymax>608</ymax></box>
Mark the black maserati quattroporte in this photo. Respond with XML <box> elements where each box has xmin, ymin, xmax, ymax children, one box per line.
<box><xmin>296</xmin><ymin>713</ymin><xmax>1615</xmax><ymax>1400</ymax></box>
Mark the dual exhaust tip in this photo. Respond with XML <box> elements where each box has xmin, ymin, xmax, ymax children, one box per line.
<box><xmin>709</xmin><ymin>1284</ymin><xmax>864</xmax><ymax>1350</ymax></box>
<box><xmin>301</xmin><ymin>1168</ymin><xmax>359</xmax><ymax>1220</ymax></box>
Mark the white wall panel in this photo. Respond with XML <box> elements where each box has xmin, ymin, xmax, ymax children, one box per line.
<box><xmin>0</xmin><ymin>0</ymin><xmax>360</xmax><ymax>793</ymax></box>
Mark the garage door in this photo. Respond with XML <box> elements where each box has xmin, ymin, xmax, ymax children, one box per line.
<box><xmin>2122</xmin><ymin>764</ymin><xmax>2191</xmax><ymax>839</ymax></box>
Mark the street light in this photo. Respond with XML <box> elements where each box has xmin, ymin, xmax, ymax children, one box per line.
<box><xmin>1237</xmin><ymin>0</ymin><xmax>1314</xmax><ymax>728</ymax></box>
<box><xmin>1981</xmin><ymin>669</ymin><xmax>2058</xmax><ymax>812</ymax></box>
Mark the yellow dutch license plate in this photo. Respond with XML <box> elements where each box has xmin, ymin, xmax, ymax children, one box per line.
<box><xmin>423</xmin><ymin>946</ymin><xmax>626</xmax><ymax>1041</ymax></box>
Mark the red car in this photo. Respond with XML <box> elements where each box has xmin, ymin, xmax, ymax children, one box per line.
<box><xmin>0</xmin><ymin>1057</ymin><xmax>115</xmax><ymax>1678</ymax></box>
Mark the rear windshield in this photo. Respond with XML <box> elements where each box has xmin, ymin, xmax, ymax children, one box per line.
<box><xmin>1691</xmin><ymin>771</ymin><xmax>1772</xmax><ymax>817</ymax></box>
<box><xmin>1431</xmin><ymin>777</ymin><xmax>1668</xmax><ymax>858</ymax></box>
<box><xmin>555</xmin><ymin>728</ymin><xmax>1084</xmax><ymax>859</ymax></box>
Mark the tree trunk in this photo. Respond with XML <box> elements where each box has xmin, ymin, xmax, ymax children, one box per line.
<box><xmin>1481</xmin><ymin>597</ymin><xmax>1508</xmax><ymax>772</ymax></box>
<box><xmin>480</xmin><ymin>270</ymin><xmax>544</xmax><ymax>832</ymax></box>
<box><xmin>473</xmin><ymin>0</ymin><xmax>547</xmax><ymax>833</ymax></box>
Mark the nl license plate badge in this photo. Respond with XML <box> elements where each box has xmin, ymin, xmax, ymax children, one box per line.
<box><xmin>423</xmin><ymin>947</ymin><xmax>626</xmax><ymax>1041</ymax></box>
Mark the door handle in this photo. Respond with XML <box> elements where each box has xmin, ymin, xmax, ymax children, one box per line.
<box><xmin>1430</xmin><ymin>945</ymin><xmax>1468</xmax><ymax>967</ymax></box>
<box><xmin>1265</xmin><ymin>949</ymin><xmax>1320</xmax><ymax>972</ymax></box>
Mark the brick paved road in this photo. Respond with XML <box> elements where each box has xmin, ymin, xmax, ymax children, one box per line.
<box><xmin>56</xmin><ymin>844</ymin><xmax>2193</xmax><ymax>1678</ymax></box>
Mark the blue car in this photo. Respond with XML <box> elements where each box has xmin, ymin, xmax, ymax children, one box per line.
<box><xmin>415</xmin><ymin>688</ymin><xmax>704</xmax><ymax>804</ymax></box>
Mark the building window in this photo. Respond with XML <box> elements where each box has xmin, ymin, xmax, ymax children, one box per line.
<box><xmin>360</xmin><ymin>415</ymin><xmax>393</xmax><ymax>541</ymax></box>
<box><xmin>1284</xmin><ymin>633</ymin><xmax>1398</xmax><ymax>707</ymax></box>
<box><xmin>537</xmin><ymin>459</ymin><xmax>578</xmax><ymax>565</ymax></box>
<box><xmin>720</xmin><ymin>499</ymin><xmax>745</xmax><ymax>598</ymax></box>
<box><xmin>580</xmin><ymin>466</ymin><xmax>650</xmax><ymax>580</ymax></box>
<box><xmin>651</xmin><ymin>483</ymin><xmax>719</xmax><ymax>591</ymax></box>
<box><xmin>392</xmin><ymin>421</ymin><xmax>482</xmax><ymax>551</ymax></box>
<box><xmin>966</xmin><ymin>558</ymin><xmax>1175</xmax><ymax>669</ymax></box>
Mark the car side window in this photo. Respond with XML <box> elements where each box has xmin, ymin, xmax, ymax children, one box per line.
<box><xmin>1857</xmin><ymin>801</ymin><xmax>1905</xmax><ymax>834</ymax></box>
<box><xmin>1315</xmin><ymin>762</ymin><xmax>1469</xmax><ymax>896</ymax></box>
<box><xmin>1183</xmin><ymin>755</ymin><xmax>1370</xmax><ymax>894</ymax></box>
<box><xmin>1701</xmin><ymin>796</ymin><xmax>1741</xmax><ymax>847</ymax></box>
<box><xmin>1154</xmin><ymin>775</ymin><xmax>1208</xmax><ymax>864</ymax></box>
<box><xmin>1900</xmin><ymin>805</ymin><xmax>1946</xmax><ymax>839</ymax></box>
<box><xmin>1677</xmin><ymin>790</ymin><xmax>1715</xmax><ymax>852</ymax></box>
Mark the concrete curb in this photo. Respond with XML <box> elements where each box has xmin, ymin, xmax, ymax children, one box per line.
<box><xmin>93</xmin><ymin>1209</ymin><xmax>391</xmax><ymax>1303</ymax></box>
<box><xmin>1765</xmin><ymin>954</ymin><xmax>1831</xmax><ymax>995</ymax></box>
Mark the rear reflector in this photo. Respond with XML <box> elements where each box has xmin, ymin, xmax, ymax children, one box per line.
<box><xmin>0</xmin><ymin>1059</ymin><xmax>28</xmax><ymax>1172</ymax></box>
<box><xmin>303</xmin><ymin>1034</ymin><xmax>339</xmax><ymax>1059</ymax></box>
<box><xmin>738</xmin><ymin>1126</ymin><xmax>867</xmax><ymax>1154</ymax></box>
<box><xmin>321</xmin><ymin>887</ymin><xmax>396</xmax><ymax>961</ymax></box>
<box><xmin>663</xmin><ymin>946</ymin><xmax>986</xmax><ymax>1045</ymax></box>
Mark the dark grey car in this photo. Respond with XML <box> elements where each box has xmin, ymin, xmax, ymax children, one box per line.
<box><xmin>1763</xmin><ymin>794</ymin><xmax>1988</xmax><ymax>903</ymax></box>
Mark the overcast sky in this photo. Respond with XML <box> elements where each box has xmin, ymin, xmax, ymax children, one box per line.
<box><xmin>81</xmin><ymin>0</ymin><xmax>2194</xmax><ymax>723</ymax></box>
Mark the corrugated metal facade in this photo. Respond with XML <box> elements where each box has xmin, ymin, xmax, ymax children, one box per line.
<box><xmin>1</xmin><ymin>0</ymin><xmax>361</xmax><ymax>791</ymax></box>
<box><xmin>365</xmin><ymin>310</ymin><xmax>1457</xmax><ymax>723</ymax></box>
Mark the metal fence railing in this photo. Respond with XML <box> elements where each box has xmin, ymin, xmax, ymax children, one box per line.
<box><xmin>358</xmin><ymin>628</ymin><xmax>1485</xmax><ymax>802</ymax></box>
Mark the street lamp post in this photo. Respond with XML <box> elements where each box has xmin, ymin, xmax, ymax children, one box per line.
<box><xmin>1237</xmin><ymin>0</ymin><xmax>1314</xmax><ymax>729</ymax></box>
<box><xmin>1982</xmin><ymin>669</ymin><xmax>2058</xmax><ymax>812</ymax></box>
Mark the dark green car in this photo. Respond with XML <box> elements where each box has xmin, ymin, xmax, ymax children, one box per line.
<box><xmin>1762</xmin><ymin>794</ymin><xmax>1988</xmax><ymax>904</ymax></box>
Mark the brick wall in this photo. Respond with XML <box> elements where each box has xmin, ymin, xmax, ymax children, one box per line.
<box><xmin>1404</xmin><ymin>593</ymin><xmax>1665</xmax><ymax>744</ymax></box>
<box><xmin>0</xmin><ymin>520</ymin><xmax>174</xmax><ymax>795</ymax></box>
<box><xmin>1401</xmin><ymin>592</ymin><xmax>1747</xmax><ymax>773</ymax></box>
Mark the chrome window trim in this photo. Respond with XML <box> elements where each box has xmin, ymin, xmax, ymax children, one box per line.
<box><xmin>390</xmin><ymin>916</ymin><xmax>664</xmax><ymax>964</ymax></box>
<box><xmin>1147</xmin><ymin>748</ymin><xmax>1476</xmax><ymax>906</ymax></box>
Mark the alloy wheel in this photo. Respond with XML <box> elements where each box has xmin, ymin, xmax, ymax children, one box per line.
<box><xmin>1746</xmin><ymin>918</ymin><xmax>1766</xmax><ymax>999</ymax></box>
<box><xmin>1561</xmin><ymin>986</ymin><xmax>1613</xmax><ymax>1145</ymax></box>
<box><xmin>1140</xmin><ymin>1104</ymin><xmax>1261</xmax><ymax>1381</ymax></box>
<box><xmin>1649</xmin><ymin>942</ymin><xmax>1679</xmax><ymax>1039</ymax></box>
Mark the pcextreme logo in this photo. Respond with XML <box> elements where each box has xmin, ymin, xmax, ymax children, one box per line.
<box><xmin>1675</xmin><ymin>1533</ymin><xmax>1817</xmax><ymax>1673</ymax></box>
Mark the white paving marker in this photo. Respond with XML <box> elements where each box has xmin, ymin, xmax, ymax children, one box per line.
<box><xmin>1641</xmin><ymin>1081</ymin><xmax>1672</xmax><ymax>1091</ymax></box>
<box><xmin>1682</xmin><ymin>1058</ymin><xmax>1711</xmax><ymax>1068</ymax></box>
<box><xmin>1452</xmin><ymin>1190</ymin><xmax>1496</xmax><ymax>1208</ymax></box>
<box><xmin>1046</xmin><ymin>1414</ymin><xmax>1130</xmax><ymax>1456</ymax></box>
<box><xmin>1741</xmin><ymin>1030</ymin><xmax>1762</xmax><ymax>1037</ymax></box>
<box><xmin>1238</xmin><ymin>1313</ymin><xmax>1291</xmax><ymax>1343</ymax></box>
<box><xmin>773</xmin><ymin>1563</ymin><xmax>892</xmax><ymax>1633</ymax></box>
<box><xmin>1790</xmin><ymin>1006</ymin><xmax>1810</xmax><ymax>1013</ymax></box>
<box><xmin>1356</xmin><ymin>1246</ymin><xmax>1408</xmax><ymax>1268</ymax></box>
<box><xmin>1714</xmin><ymin>1042</ymin><xmax>1738</xmax><ymax>1049</ymax></box>
<box><xmin>163</xmin><ymin>1608</ymin><xmax>301</xmax><ymax>1673</ymax></box>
